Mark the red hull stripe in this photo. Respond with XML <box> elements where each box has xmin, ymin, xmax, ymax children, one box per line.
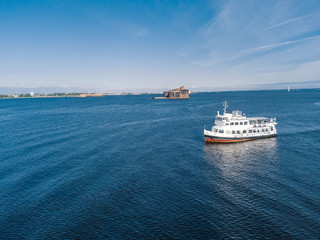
<box><xmin>204</xmin><ymin>134</ymin><xmax>276</xmax><ymax>143</ymax></box>
<box><xmin>204</xmin><ymin>137</ymin><xmax>254</xmax><ymax>143</ymax></box>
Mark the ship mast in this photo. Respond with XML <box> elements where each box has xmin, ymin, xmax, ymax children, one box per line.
<box><xmin>223</xmin><ymin>101</ymin><xmax>228</xmax><ymax>115</ymax></box>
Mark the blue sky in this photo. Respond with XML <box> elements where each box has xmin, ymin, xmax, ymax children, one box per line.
<box><xmin>1</xmin><ymin>0</ymin><xmax>320</xmax><ymax>92</ymax></box>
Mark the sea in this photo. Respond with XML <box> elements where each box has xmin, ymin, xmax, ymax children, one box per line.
<box><xmin>0</xmin><ymin>90</ymin><xmax>319</xmax><ymax>239</ymax></box>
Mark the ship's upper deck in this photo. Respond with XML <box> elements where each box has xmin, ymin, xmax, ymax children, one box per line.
<box><xmin>216</xmin><ymin>113</ymin><xmax>271</xmax><ymax>121</ymax></box>
<box><xmin>246</xmin><ymin>117</ymin><xmax>269</xmax><ymax>120</ymax></box>
<box><xmin>214</xmin><ymin>102</ymin><xmax>276</xmax><ymax>126</ymax></box>
<box><xmin>215</xmin><ymin>110</ymin><xmax>276</xmax><ymax>126</ymax></box>
<box><xmin>216</xmin><ymin>110</ymin><xmax>246</xmax><ymax>120</ymax></box>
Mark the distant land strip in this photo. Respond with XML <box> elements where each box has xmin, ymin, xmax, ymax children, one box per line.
<box><xmin>0</xmin><ymin>92</ymin><xmax>150</xmax><ymax>99</ymax></box>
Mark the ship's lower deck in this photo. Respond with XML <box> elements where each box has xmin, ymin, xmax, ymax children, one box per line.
<box><xmin>204</xmin><ymin>134</ymin><xmax>277</xmax><ymax>143</ymax></box>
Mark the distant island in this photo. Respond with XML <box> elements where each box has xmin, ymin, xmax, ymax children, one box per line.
<box><xmin>153</xmin><ymin>86</ymin><xmax>190</xmax><ymax>99</ymax></box>
<box><xmin>0</xmin><ymin>92</ymin><xmax>150</xmax><ymax>99</ymax></box>
<box><xmin>0</xmin><ymin>92</ymin><xmax>104</xmax><ymax>99</ymax></box>
<box><xmin>0</xmin><ymin>92</ymin><xmax>84</xmax><ymax>99</ymax></box>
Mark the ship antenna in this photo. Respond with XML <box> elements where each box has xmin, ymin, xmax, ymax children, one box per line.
<box><xmin>223</xmin><ymin>101</ymin><xmax>228</xmax><ymax>114</ymax></box>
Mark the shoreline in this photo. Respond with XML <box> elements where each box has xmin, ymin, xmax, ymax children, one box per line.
<box><xmin>0</xmin><ymin>96</ymin><xmax>80</xmax><ymax>99</ymax></box>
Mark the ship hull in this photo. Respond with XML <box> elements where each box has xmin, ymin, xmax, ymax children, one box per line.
<box><xmin>204</xmin><ymin>134</ymin><xmax>277</xmax><ymax>143</ymax></box>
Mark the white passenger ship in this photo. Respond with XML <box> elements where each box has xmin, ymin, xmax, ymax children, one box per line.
<box><xmin>204</xmin><ymin>102</ymin><xmax>277</xmax><ymax>143</ymax></box>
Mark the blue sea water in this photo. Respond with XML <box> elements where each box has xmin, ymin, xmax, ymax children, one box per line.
<box><xmin>0</xmin><ymin>90</ymin><xmax>319</xmax><ymax>239</ymax></box>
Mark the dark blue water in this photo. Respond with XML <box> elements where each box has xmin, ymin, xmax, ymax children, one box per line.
<box><xmin>1</xmin><ymin>90</ymin><xmax>319</xmax><ymax>239</ymax></box>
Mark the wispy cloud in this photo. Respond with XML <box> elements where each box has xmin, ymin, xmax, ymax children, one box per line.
<box><xmin>242</xmin><ymin>35</ymin><xmax>320</xmax><ymax>54</ymax></box>
<box><xmin>190</xmin><ymin>61</ymin><xmax>215</xmax><ymax>66</ymax></box>
<box><xmin>82</xmin><ymin>7</ymin><xmax>149</xmax><ymax>38</ymax></box>
<box><xmin>188</xmin><ymin>35</ymin><xmax>320</xmax><ymax>67</ymax></box>
<box><xmin>262</xmin><ymin>14</ymin><xmax>310</xmax><ymax>32</ymax></box>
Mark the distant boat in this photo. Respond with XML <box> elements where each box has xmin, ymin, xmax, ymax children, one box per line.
<box><xmin>288</xmin><ymin>86</ymin><xmax>290</xmax><ymax>92</ymax></box>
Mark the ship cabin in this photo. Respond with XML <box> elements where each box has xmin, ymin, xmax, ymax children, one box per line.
<box><xmin>215</xmin><ymin>111</ymin><xmax>272</xmax><ymax>126</ymax></box>
<box><xmin>212</xmin><ymin>110</ymin><xmax>275</xmax><ymax>136</ymax></box>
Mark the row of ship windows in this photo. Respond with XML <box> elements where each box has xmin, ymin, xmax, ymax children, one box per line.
<box><xmin>221</xmin><ymin>121</ymin><xmax>270</xmax><ymax>126</ymax></box>
<box><xmin>226</xmin><ymin>121</ymin><xmax>248</xmax><ymax>125</ymax></box>
<box><xmin>214</xmin><ymin>127</ymin><xmax>273</xmax><ymax>134</ymax></box>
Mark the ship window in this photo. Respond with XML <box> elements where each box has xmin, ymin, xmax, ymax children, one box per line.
<box><xmin>244</xmin><ymin>122</ymin><xmax>248</xmax><ymax>125</ymax></box>
<box><xmin>243</xmin><ymin>130</ymin><xmax>247</xmax><ymax>133</ymax></box>
<box><xmin>262</xmin><ymin>129</ymin><xmax>265</xmax><ymax>132</ymax></box>
<box><xmin>253</xmin><ymin>130</ymin><xmax>256</xmax><ymax>133</ymax></box>
<box><xmin>226</xmin><ymin>123</ymin><xmax>229</xmax><ymax>125</ymax></box>
<box><xmin>214</xmin><ymin>128</ymin><xmax>218</xmax><ymax>132</ymax></box>
<box><xmin>235</xmin><ymin>122</ymin><xmax>239</xmax><ymax>125</ymax></box>
<box><xmin>219</xmin><ymin>129</ymin><xmax>224</xmax><ymax>133</ymax></box>
<box><xmin>226</xmin><ymin>130</ymin><xmax>230</xmax><ymax>134</ymax></box>
<box><xmin>257</xmin><ymin>129</ymin><xmax>260</xmax><ymax>132</ymax></box>
<box><xmin>230</xmin><ymin>122</ymin><xmax>234</xmax><ymax>125</ymax></box>
<box><xmin>271</xmin><ymin>127</ymin><xmax>273</xmax><ymax>131</ymax></box>
<box><xmin>216</xmin><ymin>117</ymin><xmax>223</xmax><ymax>121</ymax></box>
<box><xmin>249</xmin><ymin>120</ymin><xmax>255</xmax><ymax>125</ymax></box>
<box><xmin>240</xmin><ymin>122</ymin><xmax>243</xmax><ymax>125</ymax></box>
<box><xmin>237</xmin><ymin>130</ymin><xmax>240</xmax><ymax>134</ymax></box>
<box><xmin>232</xmin><ymin>130</ymin><xmax>235</xmax><ymax>134</ymax></box>
<box><xmin>249</xmin><ymin>130</ymin><xmax>252</xmax><ymax>133</ymax></box>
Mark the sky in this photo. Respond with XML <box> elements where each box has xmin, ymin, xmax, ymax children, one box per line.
<box><xmin>1</xmin><ymin>0</ymin><xmax>320</xmax><ymax>92</ymax></box>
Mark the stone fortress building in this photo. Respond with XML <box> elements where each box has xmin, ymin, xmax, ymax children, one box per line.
<box><xmin>153</xmin><ymin>86</ymin><xmax>190</xmax><ymax>99</ymax></box>
<box><xmin>163</xmin><ymin>86</ymin><xmax>190</xmax><ymax>99</ymax></box>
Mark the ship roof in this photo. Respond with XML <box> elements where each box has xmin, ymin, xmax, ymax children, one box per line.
<box><xmin>246</xmin><ymin>117</ymin><xmax>269</xmax><ymax>120</ymax></box>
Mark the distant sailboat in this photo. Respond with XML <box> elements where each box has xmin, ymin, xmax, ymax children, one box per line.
<box><xmin>288</xmin><ymin>86</ymin><xmax>290</xmax><ymax>92</ymax></box>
